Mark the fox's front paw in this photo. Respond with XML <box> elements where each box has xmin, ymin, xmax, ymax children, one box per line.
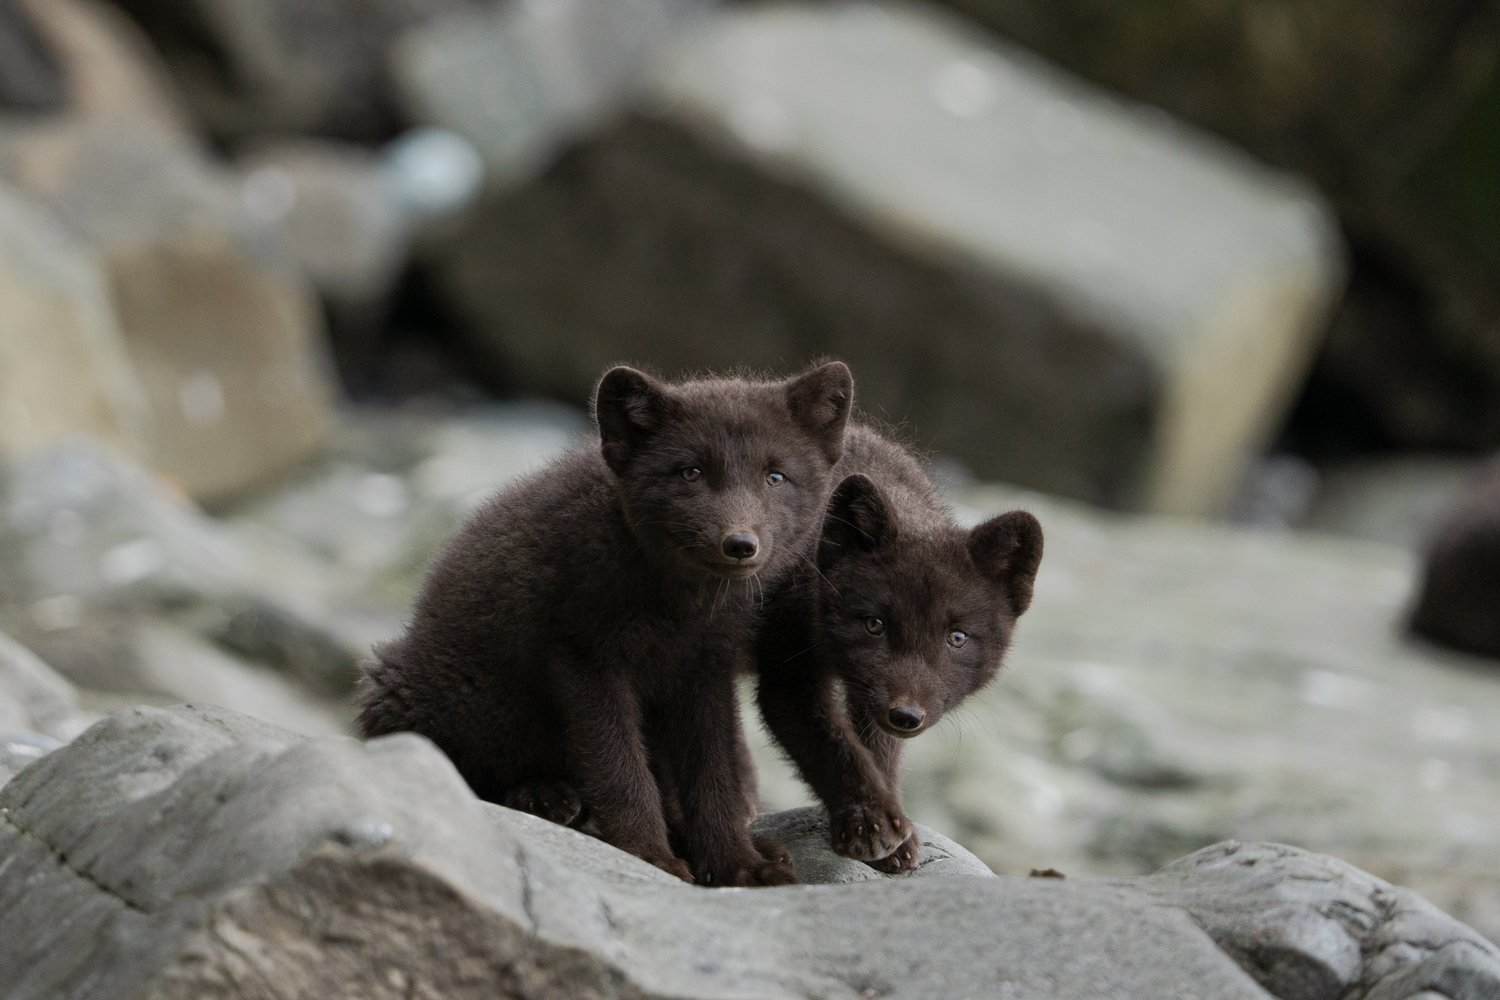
<box><xmin>828</xmin><ymin>798</ymin><xmax>911</xmax><ymax>862</ymax></box>
<box><xmin>502</xmin><ymin>780</ymin><xmax>584</xmax><ymax>826</ymax></box>
<box><xmin>867</xmin><ymin>832</ymin><xmax>921</xmax><ymax>874</ymax></box>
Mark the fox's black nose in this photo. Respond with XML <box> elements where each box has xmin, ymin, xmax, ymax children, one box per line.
<box><xmin>887</xmin><ymin>706</ymin><xmax>925</xmax><ymax>732</ymax></box>
<box><xmin>721</xmin><ymin>532</ymin><xmax>760</xmax><ymax>560</ymax></box>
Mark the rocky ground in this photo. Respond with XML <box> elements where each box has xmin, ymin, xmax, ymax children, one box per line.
<box><xmin>3</xmin><ymin>701</ymin><xmax>1497</xmax><ymax>1000</ymax></box>
<box><xmin>2</xmin><ymin>409</ymin><xmax>1499</xmax><ymax>997</ymax></box>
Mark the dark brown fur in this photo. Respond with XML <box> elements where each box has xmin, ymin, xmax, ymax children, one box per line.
<box><xmin>756</xmin><ymin>424</ymin><xmax>1042</xmax><ymax>871</ymax></box>
<box><xmin>358</xmin><ymin>363</ymin><xmax>853</xmax><ymax>885</ymax></box>
<box><xmin>1409</xmin><ymin>454</ymin><xmax>1500</xmax><ymax>659</ymax></box>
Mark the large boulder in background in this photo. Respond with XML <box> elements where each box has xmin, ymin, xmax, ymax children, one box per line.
<box><xmin>430</xmin><ymin>1</ymin><xmax>1343</xmax><ymax>514</ymax></box>
<box><xmin>3</xmin><ymin>702</ymin><xmax>1496</xmax><ymax>999</ymax></box>
<box><xmin>5</xmin><ymin>125</ymin><xmax>339</xmax><ymax>504</ymax></box>
<box><xmin>923</xmin><ymin>0</ymin><xmax>1500</xmax><ymax>455</ymax></box>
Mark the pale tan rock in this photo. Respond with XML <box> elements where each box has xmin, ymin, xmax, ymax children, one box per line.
<box><xmin>0</xmin><ymin>182</ymin><xmax>147</xmax><ymax>462</ymax></box>
<box><xmin>0</xmin><ymin>122</ymin><xmax>338</xmax><ymax>503</ymax></box>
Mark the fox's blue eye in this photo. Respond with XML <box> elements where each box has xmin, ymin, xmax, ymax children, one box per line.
<box><xmin>766</xmin><ymin>471</ymin><xmax>786</xmax><ymax>486</ymax></box>
<box><xmin>680</xmin><ymin>467</ymin><xmax>703</xmax><ymax>482</ymax></box>
<box><xmin>864</xmin><ymin>616</ymin><xmax>886</xmax><ymax>636</ymax></box>
<box><xmin>947</xmin><ymin>630</ymin><xmax>968</xmax><ymax>649</ymax></box>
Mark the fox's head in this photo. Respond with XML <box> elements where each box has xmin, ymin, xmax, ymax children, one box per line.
<box><xmin>594</xmin><ymin>362</ymin><xmax>853</xmax><ymax>583</ymax></box>
<box><xmin>814</xmin><ymin>473</ymin><xmax>1042</xmax><ymax>738</ymax></box>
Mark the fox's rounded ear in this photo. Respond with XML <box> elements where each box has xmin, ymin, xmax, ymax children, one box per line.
<box><xmin>596</xmin><ymin>366</ymin><xmax>674</xmax><ymax>475</ymax></box>
<box><xmin>785</xmin><ymin>361</ymin><xmax>854</xmax><ymax>465</ymax></box>
<box><xmin>818</xmin><ymin>474</ymin><xmax>894</xmax><ymax>569</ymax></box>
<box><xmin>967</xmin><ymin>511</ymin><xmax>1043</xmax><ymax>615</ymax></box>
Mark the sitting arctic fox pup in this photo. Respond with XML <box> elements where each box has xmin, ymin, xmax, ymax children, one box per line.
<box><xmin>756</xmin><ymin>425</ymin><xmax>1042</xmax><ymax>871</ymax></box>
<box><xmin>360</xmin><ymin>362</ymin><xmax>854</xmax><ymax>886</ymax></box>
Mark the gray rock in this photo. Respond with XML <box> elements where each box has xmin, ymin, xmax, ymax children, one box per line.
<box><xmin>925</xmin><ymin>0</ymin><xmax>1500</xmax><ymax>457</ymax></box>
<box><xmin>0</xmin><ymin>1</ymin><xmax>337</xmax><ymax>505</ymax></box>
<box><xmin>0</xmin><ymin>704</ymin><xmax>1250</xmax><ymax>998</ymax></box>
<box><xmin>1135</xmin><ymin>841</ymin><xmax>1500</xmax><ymax>1000</ymax></box>
<box><xmin>0</xmin><ymin>115</ymin><xmax>338</xmax><ymax>504</ymax></box>
<box><xmin>4</xmin><ymin>703</ymin><xmax>1495</xmax><ymax>999</ymax></box>
<box><xmin>431</xmin><ymin>0</ymin><xmax>1343</xmax><ymax>515</ymax></box>
<box><xmin>0</xmin><ymin>629</ymin><xmax>91</xmax><ymax>741</ymax></box>
<box><xmin>0</xmin><ymin>441</ymin><xmax>363</xmax><ymax>721</ymax></box>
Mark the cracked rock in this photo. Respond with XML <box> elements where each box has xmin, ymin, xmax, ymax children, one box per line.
<box><xmin>1135</xmin><ymin>841</ymin><xmax>1500</xmax><ymax>1000</ymax></box>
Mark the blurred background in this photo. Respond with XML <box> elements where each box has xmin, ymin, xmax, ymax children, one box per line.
<box><xmin>1</xmin><ymin>0</ymin><xmax>1498</xmax><ymax>941</ymax></box>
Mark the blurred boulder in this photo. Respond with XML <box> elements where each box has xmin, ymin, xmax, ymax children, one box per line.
<box><xmin>110</xmin><ymin>0</ymin><xmax>486</xmax><ymax>144</ymax></box>
<box><xmin>430</xmin><ymin>1</ymin><xmax>1343</xmax><ymax>514</ymax></box>
<box><xmin>5</xmin><ymin>702</ymin><xmax>1496</xmax><ymax>999</ymax></box>
<box><xmin>0</xmin><ymin>0</ymin><xmax>339</xmax><ymax>504</ymax></box>
<box><xmin>1409</xmin><ymin>454</ymin><xmax>1500</xmax><ymax>659</ymax></box>
<box><xmin>925</xmin><ymin>0</ymin><xmax>1500</xmax><ymax>456</ymax></box>
<box><xmin>0</xmin><ymin>442</ymin><xmax>364</xmax><ymax>724</ymax></box>
<box><xmin>0</xmin><ymin>182</ymin><xmax>148</xmax><ymax>463</ymax></box>
<box><xmin>392</xmin><ymin>0</ymin><xmax>713</xmax><ymax>181</ymax></box>
<box><xmin>0</xmin><ymin>124</ymin><xmax>338</xmax><ymax>503</ymax></box>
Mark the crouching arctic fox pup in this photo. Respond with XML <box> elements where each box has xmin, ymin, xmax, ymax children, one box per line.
<box><xmin>757</xmin><ymin>425</ymin><xmax>1042</xmax><ymax>871</ymax></box>
<box><xmin>360</xmin><ymin>362</ymin><xmax>854</xmax><ymax>886</ymax></box>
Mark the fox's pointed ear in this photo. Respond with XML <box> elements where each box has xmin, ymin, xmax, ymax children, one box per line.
<box><xmin>785</xmin><ymin>361</ymin><xmax>853</xmax><ymax>465</ymax></box>
<box><xmin>967</xmin><ymin>511</ymin><xmax>1043</xmax><ymax>615</ymax></box>
<box><xmin>818</xmin><ymin>474</ymin><xmax>894</xmax><ymax>569</ymax></box>
<box><xmin>596</xmin><ymin>366</ymin><xmax>677</xmax><ymax>475</ymax></box>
